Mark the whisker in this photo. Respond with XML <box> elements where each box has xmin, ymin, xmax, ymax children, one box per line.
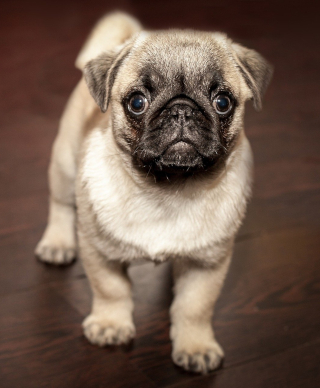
<box><xmin>146</xmin><ymin>165</ymin><xmax>152</xmax><ymax>179</ymax></box>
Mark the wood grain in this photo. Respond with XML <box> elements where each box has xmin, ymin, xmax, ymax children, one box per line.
<box><xmin>0</xmin><ymin>0</ymin><xmax>319</xmax><ymax>387</ymax></box>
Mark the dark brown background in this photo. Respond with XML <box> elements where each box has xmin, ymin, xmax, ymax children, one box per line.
<box><xmin>1</xmin><ymin>0</ymin><xmax>320</xmax><ymax>387</ymax></box>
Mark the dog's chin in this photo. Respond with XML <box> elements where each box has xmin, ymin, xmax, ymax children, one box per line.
<box><xmin>137</xmin><ymin>141</ymin><xmax>219</xmax><ymax>177</ymax></box>
<box><xmin>154</xmin><ymin>142</ymin><xmax>205</xmax><ymax>173</ymax></box>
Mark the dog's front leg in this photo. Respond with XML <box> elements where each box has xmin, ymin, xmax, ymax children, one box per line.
<box><xmin>170</xmin><ymin>250</ymin><xmax>231</xmax><ymax>374</ymax></box>
<box><xmin>80</xmin><ymin>234</ymin><xmax>135</xmax><ymax>346</ymax></box>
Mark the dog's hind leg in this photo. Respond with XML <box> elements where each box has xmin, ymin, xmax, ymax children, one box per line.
<box><xmin>35</xmin><ymin>79</ymin><xmax>95</xmax><ymax>265</ymax></box>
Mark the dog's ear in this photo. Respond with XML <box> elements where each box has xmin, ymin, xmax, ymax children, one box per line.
<box><xmin>231</xmin><ymin>43</ymin><xmax>273</xmax><ymax>110</ymax></box>
<box><xmin>84</xmin><ymin>41</ymin><xmax>133</xmax><ymax>112</ymax></box>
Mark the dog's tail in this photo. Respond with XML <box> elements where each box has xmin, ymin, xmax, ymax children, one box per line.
<box><xmin>75</xmin><ymin>12</ymin><xmax>141</xmax><ymax>71</ymax></box>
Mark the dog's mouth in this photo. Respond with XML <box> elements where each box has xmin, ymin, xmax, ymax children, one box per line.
<box><xmin>154</xmin><ymin>141</ymin><xmax>203</xmax><ymax>172</ymax></box>
<box><xmin>142</xmin><ymin>140</ymin><xmax>219</xmax><ymax>174</ymax></box>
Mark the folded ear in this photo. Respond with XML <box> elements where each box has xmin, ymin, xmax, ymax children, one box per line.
<box><xmin>83</xmin><ymin>41</ymin><xmax>133</xmax><ymax>112</ymax></box>
<box><xmin>231</xmin><ymin>42</ymin><xmax>273</xmax><ymax>110</ymax></box>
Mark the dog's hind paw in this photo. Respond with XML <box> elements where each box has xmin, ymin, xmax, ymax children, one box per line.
<box><xmin>35</xmin><ymin>243</ymin><xmax>76</xmax><ymax>265</ymax></box>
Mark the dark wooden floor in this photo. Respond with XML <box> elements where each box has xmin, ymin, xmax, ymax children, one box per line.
<box><xmin>1</xmin><ymin>0</ymin><xmax>320</xmax><ymax>387</ymax></box>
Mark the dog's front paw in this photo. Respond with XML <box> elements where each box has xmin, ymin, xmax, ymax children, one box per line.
<box><xmin>172</xmin><ymin>339</ymin><xmax>224</xmax><ymax>374</ymax></box>
<box><xmin>35</xmin><ymin>241</ymin><xmax>76</xmax><ymax>265</ymax></box>
<box><xmin>83</xmin><ymin>315</ymin><xmax>135</xmax><ymax>346</ymax></box>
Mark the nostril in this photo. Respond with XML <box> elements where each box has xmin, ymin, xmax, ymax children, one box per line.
<box><xmin>170</xmin><ymin>105</ymin><xmax>193</xmax><ymax>119</ymax></box>
<box><xmin>170</xmin><ymin>106</ymin><xmax>178</xmax><ymax>116</ymax></box>
<box><xmin>185</xmin><ymin>108</ymin><xmax>193</xmax><ymax>118</ymax></box>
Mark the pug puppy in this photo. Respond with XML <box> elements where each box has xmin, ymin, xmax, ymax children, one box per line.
<box><xmin>35</xmin><ymin>12</ymin><xmax>272</xmax><ymax>374</ymax></box>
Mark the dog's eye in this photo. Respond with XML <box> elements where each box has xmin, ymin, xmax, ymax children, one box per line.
<box><xmin>213</xmin><ymin>94</ymin><xmax>232</xmax><ymax>115</ymax></box>
<box><xmin>128</xmin><ymin>94</ymin><xmax>148</xmax><ymax>115</ymax></box>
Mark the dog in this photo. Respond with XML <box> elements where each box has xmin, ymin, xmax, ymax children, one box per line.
<box><xmin>35</xmin><ymin>12</ymin><xmax>272</xmax><ymax>374</ymax></box>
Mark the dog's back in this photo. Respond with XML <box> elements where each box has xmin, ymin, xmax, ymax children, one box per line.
<box><xmin>75</xmin><ymin>12</ymin><xmax>141</xmax><ymax>71</ymax></box>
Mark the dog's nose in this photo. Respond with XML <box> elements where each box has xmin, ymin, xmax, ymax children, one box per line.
<box><xmin>166</xmin><ymin>96</ymin><xmax>198</xmax><ymax>121</ymax></box>
<box><xmin>170</xmin><ymin>104</ymin><xmax>193</xmax><ymax>119</ymax></box>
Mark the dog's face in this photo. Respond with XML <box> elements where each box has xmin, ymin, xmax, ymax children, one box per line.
<box><xmin>84</xmin><ymin>31</ymin><xmax>272</xmax><ymax>179</ymax></box>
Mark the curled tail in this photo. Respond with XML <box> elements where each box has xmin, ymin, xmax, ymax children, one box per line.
<box><xmin>75</xmin><ymin>12</ymin><xmax>141</xmax><ymax>71</ymax></box>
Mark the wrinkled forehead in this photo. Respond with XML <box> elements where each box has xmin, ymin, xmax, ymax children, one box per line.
<box><xmin>117</xmin><ymin>30</ymin><xmax>243</xmax><ymax>96</ymax></box>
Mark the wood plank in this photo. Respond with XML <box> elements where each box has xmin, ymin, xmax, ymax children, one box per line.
<box><xmin>172</xmin><ymin>339</ymin><xmax>320</xmax><ymax>388</ymax></box>
<box><xmin>0</xmin><ymin>227</ymin><xmax>84</xmax><ymax>295</ymax></box>
<box><xmin>0</xmin><ymin>288</ymin><xmax>155</xmax><ymax>388</ymax></box>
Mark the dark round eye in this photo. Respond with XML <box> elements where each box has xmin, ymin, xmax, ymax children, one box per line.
<box><xmin>213</xmin><ymin>94</ymin><xmax>232</xmax><ymax>114</ymax></box>
<box><xmin>128</xmin><ymin>94</ymin><xmax>148</xmax><ymax>115</ymax></box>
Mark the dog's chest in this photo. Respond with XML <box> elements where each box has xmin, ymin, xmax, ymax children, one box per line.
<box><xmin>79</xmin><ymin>129</ymin><xmax>252</xmax><ymax>258</ymax></box>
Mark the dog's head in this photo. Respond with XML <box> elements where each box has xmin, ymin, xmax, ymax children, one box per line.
<box><xmin>84</xmin><ymin>30</ymin><xmax>272</xmax><ymax>179</ymax></box>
